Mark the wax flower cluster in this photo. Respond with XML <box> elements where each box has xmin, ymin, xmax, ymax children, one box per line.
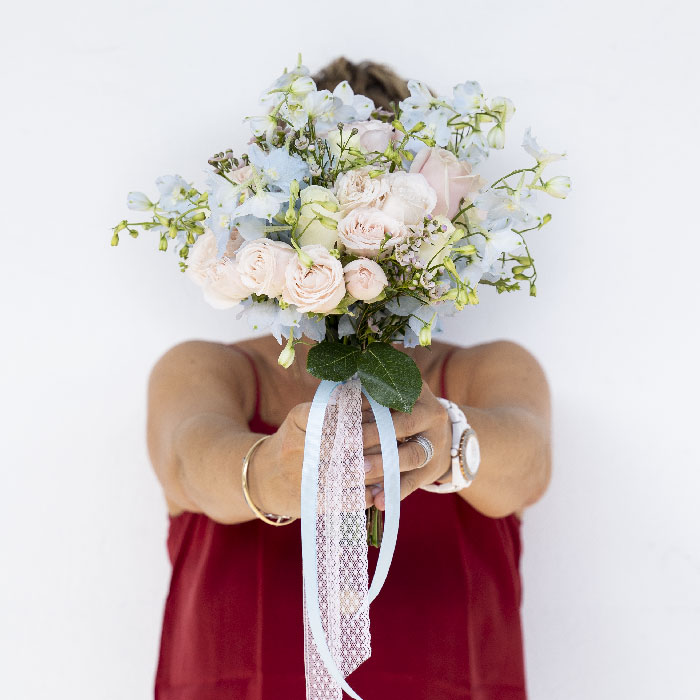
<box><xmin>112</xmin><ymin>57</ymin><xmax>570</xmax><ymax>368</ymax></box>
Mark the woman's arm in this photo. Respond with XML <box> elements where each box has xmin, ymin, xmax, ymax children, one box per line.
<box><xmin>364</xmin><ymin>341</ymin><xmax>552</xmax><ymax>519</ymax></box>
<box><xmin>146</xmin><ymin>341</ymin><xmax>265</xmax><ymax>524</ymax></box>
<box><xmin>147</xmin><ymin>341</ymin><xmax>374</xmax><ymax>524</ymax></box>
<box><xmin>443</xmin><ymin>340</ymin><xmax>552</xmax><ymax>518</ymax></box>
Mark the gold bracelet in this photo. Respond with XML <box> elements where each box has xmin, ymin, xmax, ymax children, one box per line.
<box><xmin>241</xmin><ymin>435</ymin><xmax>297</xmax><ymax>527</ymax></box>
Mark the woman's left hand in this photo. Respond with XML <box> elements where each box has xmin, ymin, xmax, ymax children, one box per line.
<box><xmin>362</xmin><ymin>382</ymin><xmax>452</xmax><ymax>510</ymax></box>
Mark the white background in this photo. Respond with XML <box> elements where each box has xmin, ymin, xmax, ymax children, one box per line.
<box><xmin>2</xmin><ymin>1</ymin><xmax>698</xmax><ymax>698</ymax></box>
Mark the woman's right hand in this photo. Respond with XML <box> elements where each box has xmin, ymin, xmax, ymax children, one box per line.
<box><xmin>247</xmin><ymin>401</ymin><xmax>374</xmax><ymax>519</ymax></box>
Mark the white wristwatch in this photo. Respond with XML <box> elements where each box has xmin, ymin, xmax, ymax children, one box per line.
<box><xmin>421</xmin><ymin>398</ymin><xmax>480</xmax><ymax>493</ymax></box>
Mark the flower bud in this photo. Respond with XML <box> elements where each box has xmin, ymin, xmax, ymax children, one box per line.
<box><xmin>190</xmin><ymin>212</ymin><xmax>206</xmax><ymax>222</ymax></box>
<box><xmin>297</xmin><ymin>248</ymin><xmax>314</xmax><ymax>268</ymax></box>
<box><xmin>543</xmin><ymin>176</ymin><xmax>571</xmax><ymax>199</ymax></box>
<box><xmin>111</xmin><ymin>232</ymin><xmax>119</xmax><ymax>246</ymax></box>
<box><xmin>419</xmin><ymin>324</ymin><xmax>432</xmax><ymax>347</ymax></box>
<box><xmin>159</xmin><ymin>235</ymin><xmax>168</xmax><ymax>252</ymax></box>
<box><xmin>487</xmin><ymin>124</ymin><xmax>505</xmax><ymax>149</ymax></box>
<box><xmin>278</xmin><ymin>340</ymin><xmax>295</xmax><ymax>368</ymax></box>
<box><xmin>456</xmin><ymin>286</ymin><xmax>469</xmax><ymax>308</ymax></box>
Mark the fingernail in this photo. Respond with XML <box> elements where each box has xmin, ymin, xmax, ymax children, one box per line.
<box><xmin>364</xmin><ymin>457</ymin><xmax>372</xmax><ymax>473</ymax></box>
<box><xmin>369</xmin><ymin>485</ymin><xmax>381</xmax><ymax>496</ymax></box>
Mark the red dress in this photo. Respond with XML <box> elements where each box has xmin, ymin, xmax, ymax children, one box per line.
<box><xmin>155</xmin><ymin>350</ymin><xmax>527</xmax><ymax>700</ymax></box>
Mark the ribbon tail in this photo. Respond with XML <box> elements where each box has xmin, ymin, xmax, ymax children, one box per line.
<box><xmin>301</xmin><ymin>379</ymin><xmax>364</xmax><ymax>700</ymax></box>
<box><xmin>352</xmin><ymin>389</ymin><xmax>401</xmax><ymax>618</ymax></box>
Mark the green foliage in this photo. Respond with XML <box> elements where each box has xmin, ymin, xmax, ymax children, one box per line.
<box><xmin>358</xmin><ymin>343</ymin><xmax>422</xmax><ymax>413</ymax></box>
<box><xmin>307</xmin><ymin>342</ymin><xmax>360</xmax><ymax>382</ymax></box>
<box><xmin>306</xmin><ymin>341</ymin><xmax>422</xmax><ymax>412</ymax></box>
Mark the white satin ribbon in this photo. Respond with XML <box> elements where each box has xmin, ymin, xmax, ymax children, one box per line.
<box><xmin>300</xmin><ymin>379</ymin><xmax>401</xmax><ymax>700</ymax></box>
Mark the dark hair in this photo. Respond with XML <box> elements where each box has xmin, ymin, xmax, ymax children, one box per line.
<box><xmin>312</xmin><ymin>57</ymin><xmax>410</xmax><ymax>111</ymax></box>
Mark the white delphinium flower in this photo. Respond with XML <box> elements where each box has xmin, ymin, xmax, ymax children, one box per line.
<box><xmin>303</xmin><ymin>90</ymin><xmax>346</xmax><ymax>134</ymax></box>
<box><xmin>127</xmin><ymin>191</ymin><xmax>153</xmax><ymax>211</ymax></box>
<box><xmin>234</xmin><ymin>188</ymin><xmax>288</xmax><ymax>221</ymax></box>
<box><xmin>456</xmin><ymin>130</ymin><xmax>490</xmax><ymax>165</ymax></box>
<box><xmin>475</xmin><ymin>227</ymin><xmax>524</xmax><ymax>267</ymax></box>
<box><xmin>522</xmin><ymin>127</ymin><xmax>566</xmax><ymax>165</ymax></box>
<box><xmin>245</xmin><ymin>114</ymin><xmax>278</xmax><ymax>141</ymax></box>
<box><xmin>491</xmin><ymin>96</ymin><xmax>515</xmax><ymax>122</ymax></box>
<box><xmin>452</xmin><ymin>81</ymin><xmax>485</xmax><ymax>115</ymax></box>
<box><xmin>333</xmin><ymin>81</ymin><xmax>375</xmax><ymax>120</ymax></box>
<box><xmin>477</xmin><ymin>189</ymin><xmax>539</xmax><ymax>231</ymax></box>
<box><xmin>155</xmin><ymin>175</ymin><xmax>190</xmax><ymax>213</ymax></box>
<box><xmin>399</xmin><ymin>80</ymin><xmax>453</xmax><ymax>147</ymax></box>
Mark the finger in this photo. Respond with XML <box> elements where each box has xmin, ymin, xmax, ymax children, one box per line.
<box><xmin>364</xmin><ymin>485</ymin><xmax>375</xmax><ymax>509</ymax></box>
<box><xmin>373</xmin><ymin>468</ymin><xmax>426</xmax><ymax>511</ymax></box>
<box><xmin>361</xmin><ymin>400</ymin><xmax>437</xmax><ymax>448</ymax></box>
<box><xmin>363</xmin><ymin>439</ymin><xmax>433</xmax><ymax>480</ymax></box>
<box><xmin>391</xmin><ymin>400</ymin><xmax>447</xmax><ymax>440</ymax></box>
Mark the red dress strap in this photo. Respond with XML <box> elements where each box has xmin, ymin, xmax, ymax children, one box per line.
<box><xmin>439</xmin><ymin>347</ymin><xmax>458</xmax><ymax>400</ymax></box>
<box><xmin>229</xmin><ymin>345</ymin><xmax>261</xmax><ymax>412</ymax></box>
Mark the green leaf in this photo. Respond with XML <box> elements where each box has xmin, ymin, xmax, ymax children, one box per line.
<box><xmin>307</xmin><ymin>342</ymin><xmax>360</xmax><ymax>382</ymax></box>
<box><xmin>357</xmin><ymin>343</ymin><xmax>422</xmax><ymax>413</ymax></box>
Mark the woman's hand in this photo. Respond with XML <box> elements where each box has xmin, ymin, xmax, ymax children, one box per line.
<box><xmin>247</xmin><ymin>402</ymin><xmax>376</xmax><ymax>518</ymax></box>
<box><xmin>362</xmin><ymin>383</ymin><xmax>452</xmax><ymax>511</ymax></box>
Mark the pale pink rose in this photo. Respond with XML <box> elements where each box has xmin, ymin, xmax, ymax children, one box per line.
<box><xmin>282</xmin><ymin>245</ymin><xmax>346</xmax><ymax>313</ymax></box>
<box><xmin>410</xmin><ymin>147</ymin><xmax>484</xmax><ymax>218</ymax></box>
<box><xmin>381</xmin><ymin>172</ymin><xmax>438</xmax><ymax>225</ymax></box>
<box><xmin>344</xmin><ymin>258</ymin><xmax>388</xmax><ymax>301</ymax></box>
<box><xmin>347</xmin><ymin>120</ymin><xmax>400</xmax><ymax>153</ymax></box>
<box><xmin>337</xmin><ymin>207</ymin><xmax>409</xmax><ymax>257</ymax></box>
<box><xmin>229</xmin><ymin>164</ymin><xmax>253</xmax><ymax>185</ymax></box>
<box><xmin>335</xmin><ymin>168</ymin><xmax>389</xmax><ymax>213</ymax></box>
<box><xmin>202</xmin><ymin>258</ymin><xmax>250</xmax><ymax>309</ymax></box>
<box><xmin>237</xmin><ymin>239</ymin><xmax>296</xmax><ymax>297</ymax></box>
<box><xmin>185</xmin><ymin>230</ymin><xmax>218</xmax><ymax>286</ymax></box>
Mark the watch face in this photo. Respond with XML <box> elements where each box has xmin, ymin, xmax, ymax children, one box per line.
<box><xmin>465</xmin><ymin>435</ymin><xmax>480</xmax><ymax>475</ymax></box>
<box><xmin>460</xmin><ymin>430</ymin><xmax>480</xmax><ymax>479</ymax></box>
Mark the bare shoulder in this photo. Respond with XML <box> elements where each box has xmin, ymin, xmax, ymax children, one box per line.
<box><xmin>440</xmin><ymin>339</ymin><xmax>549</xmax><ymax>410</ymax></box>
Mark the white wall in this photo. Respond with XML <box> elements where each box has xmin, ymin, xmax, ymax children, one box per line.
<box><xmin>2</xmin><ymin>1</ymin><xmax>698</xmax><ymax>698</ymax></box>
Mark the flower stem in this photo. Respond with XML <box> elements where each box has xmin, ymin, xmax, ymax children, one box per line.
<box><xmin>366</xmin><ymin>505</ymin><xmax>383</xmax><ymax>547</ymax></box>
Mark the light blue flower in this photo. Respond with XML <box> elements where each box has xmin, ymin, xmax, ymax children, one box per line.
<box><xmin>385</xmin><ymin>295</ymin><xmax>423</xmax><ymax>317</ymax></box>
<box><xmin>127</xmin><ymin>191</ymin><xmax>153</xmax><ymax>211</ymax></box>
<box><xmin>155</xmin><ymin>174</ymin><xmax>190</xmax><ymax>214</ymax></box>
<box><xmin>237</xmin><ymin>299</ymin><xmax>279</xmax><ymax>333</ymax></box>
<box><xmin>248</xmin><ymin>145</ymin><xmax>309</xmax><ymax>195</ymax></box>
<box><xmin>337</xmin><ymin>314</ymin><xmax>356</xmax><ymax>339</ymax></box>
<box><xmin>299</xmin><ymin>315</ymin><xmax>327</xmax><ymax>343</ymax></box>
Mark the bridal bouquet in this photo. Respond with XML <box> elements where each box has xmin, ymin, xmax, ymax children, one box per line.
<box><xmin>112</xmin><ymin>56</ymin><xmax>568</xmax><ymax>700</ymax></box>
